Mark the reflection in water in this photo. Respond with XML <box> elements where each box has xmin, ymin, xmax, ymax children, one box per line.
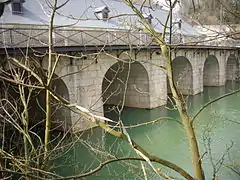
<box><xmin>55</xmin><ymin>81</ymin><xmax>240</xmax><ymax>179</ymax></box>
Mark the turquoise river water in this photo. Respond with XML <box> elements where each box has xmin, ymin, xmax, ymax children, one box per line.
<box><xmin>55</xmin><ymin>81</ymin><xmax>240</xmax><ymax>179</ymax></box>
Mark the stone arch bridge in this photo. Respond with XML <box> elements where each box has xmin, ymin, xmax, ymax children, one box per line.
<box><xmin>2</xmin><ymin>45</ymin><xmax>238</xmax><ymax>131</ymax></box>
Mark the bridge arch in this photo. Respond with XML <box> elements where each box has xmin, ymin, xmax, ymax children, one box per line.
<box><xmin>171</xmin><ymin>56</ymin><xmax>193</xmax><ymax>95</ymax></box>
<box><xmin>226</xmin><ymin>55</ymin><xmax>239</xmax><ymax>81</ymax></box>
<box><xmin>0</xmin><ymin>66</ymin><xmax>71</xmax><ymax>132</ymax></box>
<box><xmin>203</xmin><ymin>55</ymin><xmax>219</xmax><ymax>86</ymax></box>
<box><xmin>102</xmin><ymin>60</ymin><xmax>150</xmax><ymax>110</ymax></box>
<box><xmin>40</xmin><ymin>72</ymin><xmax>71</xmax><ymax>132</ymax></box>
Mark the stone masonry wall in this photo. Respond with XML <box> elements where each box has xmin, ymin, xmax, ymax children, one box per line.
<box><xmin>226</xmin><ymin>55</ymin><xmax>239</xmax><ymax>81</ymax></box>
<box><xmin>172</xmin><ymin>56</ymin><xmax>193</xmax><ymax>95</ymax></box>
<box><xmin>102</xmin><ymin>51</ymin><xmax>167</xmax><ymax>109</ymax></box>
<box><xmin>203</xmin><ymin>55</ymin><xmax>220</xmax><ymax>86</ymax></box>
<box><xmin>173</xmin><ymin>50</ymin><xmax>204</xmax><ymax>95</ymax></box>
<box><xmin>143</xmin><ymin>53</ymin><xmax>167</xmax><ymax>108</ymax></box>
<box><xmin>102</xmin><ymin>61</ymin><xmax>150</xmax><ymax>108</ymax></box>
<box><xmin>3</xmin><ymin>48</ymin><xmax>238</xmax><ymax>132</ymax></box>
<box><xmin>36</xmin><ymin>49</ymin><xmax>240</xmax><ymax>132</ymax></box>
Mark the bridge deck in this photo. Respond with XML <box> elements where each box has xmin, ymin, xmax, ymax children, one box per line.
<box><xmin>0</xmin><ymin>24</ymin><xmax>239</xmax><ymax>55</ymax></box>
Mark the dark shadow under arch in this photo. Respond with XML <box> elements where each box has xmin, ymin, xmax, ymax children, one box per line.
<box><xmin>203</xmin><ymin>55</ymin><xmax>219</xmax><ymax>86</ymax></box>
<box><xmin>0</xmin><ymin>68</ymin><xmax>71</xmax><ymax>133</ymax></box>
<box><xmin>226</xmin><ymin>55</ymin><xmax>239</xmax><ymax>81</ymax></box>
<box><xmin>102</xmin><ymin>61</ymin><xmax>150</xmax><ymax>113</ymax></box>
<box><xmin>0</xmin><ymin>57</ymin><xmax>71</xmax><ymax>160</ymax></box>
<box><xmin>170</xmin><ymin>56</ymin><xmax>193</xmax><ymax>95</ymax></box>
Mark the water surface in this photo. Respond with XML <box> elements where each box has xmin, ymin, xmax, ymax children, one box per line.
<box><xmin>56</xmin><ymin>81</ymin><xmax>240</xmax><ymax>179</ymax></box>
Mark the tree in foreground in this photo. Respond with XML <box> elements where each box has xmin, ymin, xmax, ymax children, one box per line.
<box><xmin>0</xmin><ymin>0</ymin><xmax>239</xmax><ymax>179</ymax></box>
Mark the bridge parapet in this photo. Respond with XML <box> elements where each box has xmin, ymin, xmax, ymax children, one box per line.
<box><xmin>1</xmin><ymin>24</ymin><xmax>239</xmax><ymax>54</ymax></box>
<box><xmin>0</xmin><ymin>24</ymin><xmax>158</xmax><ymax>49</ymax></box>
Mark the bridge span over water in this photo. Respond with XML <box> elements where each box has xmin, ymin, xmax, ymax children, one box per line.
<box><xmin>1</xmin><ymin>35</ymin><xmax>239</xmax><ymax>131</ymax></box>
<box><xmin>0</xmin><ymin>0</ymin><xmax>239</xmax><ymax>131</ymax></box>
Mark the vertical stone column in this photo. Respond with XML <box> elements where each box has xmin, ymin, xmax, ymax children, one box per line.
<box><xmin>74</xmin><ymin>57</ymin><xmax>106</xmax><ymax>120</ymax></box>
<box><xmin>57</xmin><ymin>57</ymin><xmax>84</xmax><ymax>132</ymax></box>
<box><xmin>60</xmin><ymin>55</ymin><xmax>109</xmax><ymax>132</ymax></box>
<box><xmin>144</xmin><ymin>52</ymin><xmax>167</xmax><ymax>108</ymax></box>
<box><xmin>189</xmin><ymin>52</ymin><xmax>204</xmax><ymax>95</ymax></box>
<box><xmin>215</xmin><ymin>51</ymin><xmax>226</xmax><ymax>86</ymax></box>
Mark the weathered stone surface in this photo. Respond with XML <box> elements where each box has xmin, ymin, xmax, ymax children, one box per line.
<box><xmin>1</xmin><ymin>47</ymin><xmax>239</xmax><ymax>132</ymax></box>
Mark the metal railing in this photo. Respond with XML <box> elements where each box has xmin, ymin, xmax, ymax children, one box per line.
<box><xmin>0</xmin><ymin>24</ymin><xmax>238</xmax><ymax>51</ymax></box>
<box><xmin>0</xmin><ymin>25</ymin><xmax>157</xmax><ymax>49</ymax></box>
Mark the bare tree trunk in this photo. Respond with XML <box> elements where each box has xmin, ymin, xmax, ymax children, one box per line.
<box><xmin>123</xmin><ymin>1</ymin><xmax>205</xmax><ymax>179</ymax></box>
<box><xmin>19</xmin><ymin>84</ymin><xmax>30</xmax><ymax>180</ymax></box>
<box><xmin>44</xmin><ymin>0</ymin><xmax>57</xmax><ymax>160</ymax></box>
<box><xmin>162</xmin><ymin>45</ymin><xmax>204</xmax><ymax>180</ymax></box>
